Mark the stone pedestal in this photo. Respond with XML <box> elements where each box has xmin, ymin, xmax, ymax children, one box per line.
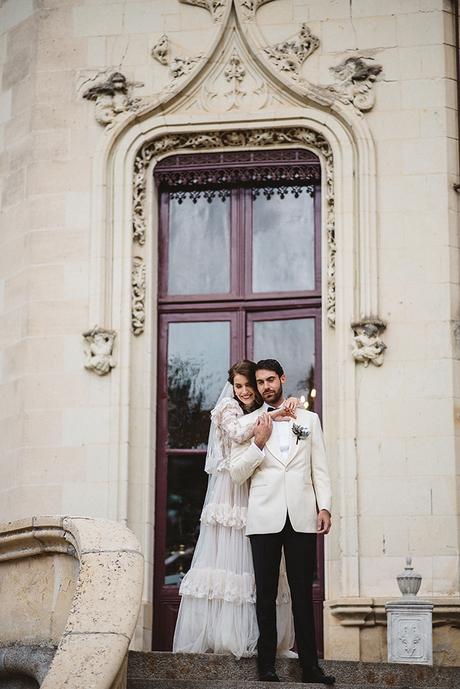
<box><xmin>386</xmin><ymin>599</ymin><xmax>434</xmax><ymax>665</ymax></box>
<box><xmin>385</xmin><ymin>557</ymin><xmax>433</xmax><ymax>665</ymax></box>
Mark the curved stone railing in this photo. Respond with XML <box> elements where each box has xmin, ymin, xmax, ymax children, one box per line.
<box><xmin>0</xmin><ymin>516</ymin><xmax>144</xmax><ymax>689</ymax></box>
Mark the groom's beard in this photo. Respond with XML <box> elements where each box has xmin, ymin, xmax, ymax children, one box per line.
<box><xmin>262</xmin><ymin>385</ymin><xmax>284</xmax><ymax>407</ymax></box>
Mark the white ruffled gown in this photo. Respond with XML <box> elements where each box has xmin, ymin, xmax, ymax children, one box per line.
<box><xmin>173</xmin><ymin>397</ymin><xmax>295</xmax><ymax>658</ymax></box>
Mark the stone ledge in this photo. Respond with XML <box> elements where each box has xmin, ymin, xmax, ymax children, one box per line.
<box><xmin>327</xmin><ymin>598</ymin><xmax>460</xmax><ymax>628</ymax></box>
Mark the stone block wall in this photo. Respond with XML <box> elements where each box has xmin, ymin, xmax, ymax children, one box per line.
<box><xmin>0</xmin><ymin>0</ymin><xmax>458</xmax><ymax>659</ymax></box>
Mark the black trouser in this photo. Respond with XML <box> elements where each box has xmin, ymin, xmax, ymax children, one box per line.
<box><xmin>249</xmin><ymin>515</ymin><xmax>318</xmax><ymax>672</ymax></box>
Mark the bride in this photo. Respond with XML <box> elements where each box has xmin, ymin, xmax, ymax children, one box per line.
<box><xmin>173</xmin><ymin>359</ymin><xmax>297</xmax><ymax>658</ymax></box>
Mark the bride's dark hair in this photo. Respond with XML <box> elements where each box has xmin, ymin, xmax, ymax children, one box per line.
<box><xmin>228</xmin><ymin>359</ymin><xmax>263</xmax><ymax>412</ymax></box>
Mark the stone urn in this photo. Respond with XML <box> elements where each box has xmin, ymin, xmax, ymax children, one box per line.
<box><xmin>396</xmin><ymin>556</ymin><xmax>422</xmax><ymax>598</ymax></box>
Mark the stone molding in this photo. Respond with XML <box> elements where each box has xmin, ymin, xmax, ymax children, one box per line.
<box><xmin>327</xmin><ymin>597</ymin><xmax>460</xmax><ymax>629</ymax></box>
<box><xmin>132</xmin><ymin>126</ymin><xmax>336</xmax><ymax>327</ymax></box>
<box><xmin>0</xmin><ymin>516</ymin><xmax>144</xmax><ymax>689</ymax></box>
<box><xmin>132</xmin><ymin>257</ymin><xmax>146</xmax><ymax>336</ymax></box>
<box><xmin>83</xmin><ymin>326</ymin><xmax>117</xmax><ymax>375</ymax></box>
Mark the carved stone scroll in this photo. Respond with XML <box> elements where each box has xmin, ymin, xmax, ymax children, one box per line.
<box><xmin>351</xmin><ymin>320</ymin><xmax>387</xmax><ymax>367</ymax></box>
<box><xmin>82</xmin><ymin>326</ymin><xmax>116</xmax><ymax>375</ymax></box>
<box><xmin>132</xmin><ymin>126</ymin><xmax>336</xmax><ymax>326</ymax></box>
<box><xmin>132</xmin><ymin>257</ymin><xmax>146</xmax><ymax>336</ymax></box>
<box><xmin>263</xmin><ymin>24</ymin><xmax>320</xmax><ymax>80</ymax></box>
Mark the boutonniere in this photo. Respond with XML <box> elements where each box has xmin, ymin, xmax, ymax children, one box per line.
<box><xmin>292</xmin><ymin>423</ymin><xmax>310</xmax><ymax>445</ymax></box>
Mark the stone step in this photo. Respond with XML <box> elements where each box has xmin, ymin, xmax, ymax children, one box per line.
<box><xmin>127</xmin><ymin>652</ymin><xmax>460</xmax><ymax>688</ymax></box>
<box><xmin>127</xmin><ymin>681</ymin><xmax>445</xmax><ymax>689</ymax></box>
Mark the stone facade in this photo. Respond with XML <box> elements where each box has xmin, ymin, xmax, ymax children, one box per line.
<box><xmin>0</xmin><ymin>0</ymin><xmax>459</xmax><ymax>664</ymax></box>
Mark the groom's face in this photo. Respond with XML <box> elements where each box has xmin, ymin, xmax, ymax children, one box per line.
<box><xmin>256</xmin><ymin>368</ymin><xmax>286</xmax><ymax>406</ymax></box>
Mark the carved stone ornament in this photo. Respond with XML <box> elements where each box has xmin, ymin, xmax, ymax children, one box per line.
<box><xmin>132</xmin><ymin>257</ymin><xmax>146</xmax><ymax>336</ymax></box>
<box><xmin>263</xmin><ymin>24</ymin><xmax>320</xmax><ymax>80</ymax></box>
<box><xmin>179</xmin><ymin>0</ymin><xmax>227</xmax><ymax>21</ymax></box>
<box><xmin>82</xmin><ymin>326</ymin><xmax>116</xmax><ymax>375</ymax></box>
<box><xmin>151</xmin><ymin>34</ymin><xmax>169</xmax><ymax>65</ymax></box>
<box><xmin>327</xmin><ymin>56</ymin><xmax>383</xmax><ymax>113</ymax></box>
<box><xmin>238</xmin><ymin>0</ymin><xmax>276</xmax><ymax>20</ymax></box>
<box><xmin>151</xmin><ymin>34</ymin><xmax>204</xmax><ymax>81</ymax></box>
<box><xmin>201</xmin><ymin>50</ymin><xmax>268</xmax><ymax>111</ymax></box>
<box><xmin>132</xmin><ymin>127</ymin><xmax>337</xmax><ymax>326</ymax></box>
<box><xmin>351</xmin><ymin>320</ymin><xmax>387</xmax><ymax>367</ymax></box>
<box><xmin>82</xmin><ymin>72</ymin><xmax>143</xmax><ymax>127</ymax></box>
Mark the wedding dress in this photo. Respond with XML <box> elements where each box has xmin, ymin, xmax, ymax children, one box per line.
<box><xmin>173</xmin><ymin>385</ymin><xmax>295</xmax><ymax>658</ymax></box>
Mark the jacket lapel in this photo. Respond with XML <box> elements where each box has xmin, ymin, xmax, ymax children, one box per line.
<box><xmin>265</xmin><ymin>425</ymin><xmax>288</xmax><ymax>465</ymax></box>
<box><xmin>285</xmin><ymin>414</ymin><xmax>310</xmax><ymax>467</ymax></box>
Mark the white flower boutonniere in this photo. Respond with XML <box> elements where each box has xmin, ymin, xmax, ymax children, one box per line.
<box><xmin>292</xmin><ymin>423</ymin><xmax>310</xmax><ymax>445</ymax></box>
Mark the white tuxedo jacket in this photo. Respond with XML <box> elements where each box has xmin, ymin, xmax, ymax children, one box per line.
<box><xmin>229</xmin><ymin>408</ymin><xmax>331</xmax><ymax>535</ymax></box>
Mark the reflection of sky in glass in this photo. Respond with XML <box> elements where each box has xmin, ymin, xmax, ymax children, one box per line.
<box><xmin>169</xmin><ymin>196</ymin><xmax>230</xmax><ymax>295</ymax></box>
<box><xmin>252</xmin><ymin>193</ymin><xmax>315</xmax><ymax>293</ymax></box>
<box><xmin>168</xmin><ymin>321</ymin><xmax>230</xmax><ymax>409</ymax></box>
<box><xmin>253</xmin><ymin>319</ymin><xmax>315</xmax><ymax>398</ymax></box>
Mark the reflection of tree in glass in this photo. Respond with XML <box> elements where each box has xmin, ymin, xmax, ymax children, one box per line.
<box><xmin>296</xmin><ymin>365</ymin><xmax>315</xmax><ymax>411</ymax></box>
<box><xmin>167</xmin><ymin>356</ymin><xmax>212</xmax><ymax>448</ymax></box>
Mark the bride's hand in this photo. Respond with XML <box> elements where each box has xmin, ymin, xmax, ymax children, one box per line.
<box><xmin>270</xmin><ymin>397</ymin><xmax>298</xmax><ymax>421</ymax></box>
<box><xmin>284</xmin><ymin>396</ymin><xmax>300</xmax><ymax>415</ymax></box>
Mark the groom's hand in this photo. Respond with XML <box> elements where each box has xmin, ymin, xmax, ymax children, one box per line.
<box><xmin>254</xmin><ymin>413</ymin><xmax>272</xmax><ymax>450</ymax></box>
<box><xmin>317</xmin><ymin>509</ymin><xmax>332</xmax><ymax>534</ymax></box>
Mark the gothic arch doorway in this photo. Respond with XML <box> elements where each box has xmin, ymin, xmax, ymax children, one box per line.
<box><xmin>153</xmin><ymin>148</ymin><xmax>325</xmax><ymax>654</ymax></box>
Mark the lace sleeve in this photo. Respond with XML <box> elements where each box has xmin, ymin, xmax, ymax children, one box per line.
<box><xmin>212</xmin><ymin>398</ymin><xmax>255</xmax><ymax>444</ymax></box>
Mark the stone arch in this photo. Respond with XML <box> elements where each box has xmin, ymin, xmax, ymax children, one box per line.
<box><xmin>85</xmin><ymin>3</ymin><xmax>384</xmax><ymax>640</ymax></box>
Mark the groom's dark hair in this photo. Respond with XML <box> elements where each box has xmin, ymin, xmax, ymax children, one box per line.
<box><xmin>255</xmin><ymin>359</ymin><xmax>284</xmax><ymax>377</ymax></box>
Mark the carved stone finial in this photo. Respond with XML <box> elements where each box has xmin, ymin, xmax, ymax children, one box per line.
<box><xmin>82</xmin><ymin>326</ymin><xmax>116</xmax><ymax>375</ymax></box>
<box><xmin>351</xmin><ymin>320</ymin><xmax>387</xmax><ymax>367</ymax></box>
<box><xmin>82</xmin><ymin>71</ymin><xmax>143</xmax><ymax>127</ymax></box>
<box><xmin>327</xmin><ymin>56</ymin><xmax>382</xmax><ymax>113</ymax></box>
<box><xmin>263</xmin><ymin>24</ymin><xmax>320</xmax><ymax>80</ymax></box>
<box><xmin>397</xmin><ymin>557</ymin><xmax>422</xmax><ymax>598</ymax></box>
<box><xmin>179</xmin><ymin>0</ymin><xmax>226</xmax><ymax>22</ymax></box>
<box><xmin>132</xmin><ymin>257</ymin><xmax>146</xmax><ymax>336</ymax></box>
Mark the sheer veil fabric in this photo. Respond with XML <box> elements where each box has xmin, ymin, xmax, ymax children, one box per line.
<box><xmin>173</xmin><ymin>384</ymin><xmax>295</xmax><ymax>658</ymax></box>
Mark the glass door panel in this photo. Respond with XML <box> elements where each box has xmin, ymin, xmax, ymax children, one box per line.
<box><xmin>167</xmin><ymin>320</ymin><xmax>231</xmax><ymax>449</ymax></box>
<box><xmin>251</xmin><ymin>190</ymin><xmax>317</xmax><ymax>294</ymax></box>
<box><xmin>167</xmin><ymin>193</ymin><xmax>231</xmax><ymax>295</ymax></box>
<box><xmin>248</xmin><ymin>312</ymin><xmax>319</xmax><ymax>412</ymax></box>
<box><xmin>165</xmin><ymin>454</ymin><xmax>208</xmax><ymax>585</ymax></box>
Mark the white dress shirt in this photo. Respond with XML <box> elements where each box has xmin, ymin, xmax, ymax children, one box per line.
<box><xmin>263</xmin><ymin>401</ymin><xmax>291</xmax><ymax>461</ymax></box>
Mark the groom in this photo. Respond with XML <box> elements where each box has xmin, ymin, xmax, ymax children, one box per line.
<box><xmin>229</xmin><ymin>359</ymin><xmax>334</xmax><ymax>685</ymax></box>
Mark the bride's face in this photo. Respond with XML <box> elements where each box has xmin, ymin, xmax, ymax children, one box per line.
<box><xmin>233</xmin><ymin>373</ymin><xmax>256</xmax><ymax>408</ymax></box>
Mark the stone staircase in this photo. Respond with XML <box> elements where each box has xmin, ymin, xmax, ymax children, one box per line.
<box><xmin>127</xmin><ymin>652</ymin><xmax>460</xmax><ymax>689</ymax></box>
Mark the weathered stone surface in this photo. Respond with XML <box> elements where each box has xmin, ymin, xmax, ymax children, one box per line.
<box><xmin>127</xmin><ymin>652</ymin><xmax>460</xmax><ymax>687</ymax></box>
